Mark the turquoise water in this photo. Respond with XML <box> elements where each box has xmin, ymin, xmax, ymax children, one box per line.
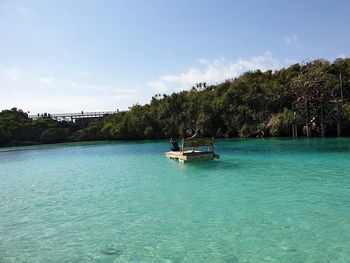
<box><xmin>0</xmin><ymin>138</ymin><xmax>349</xmax><ymax>263</ymax></box>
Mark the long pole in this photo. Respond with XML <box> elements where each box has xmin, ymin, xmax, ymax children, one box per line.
<box><xmin>320</xmin><ymin>100</ymin><xmax>325</xmax><ymax>137</ymax></box>
<box><xmin>336</xmin><ymin>100</ymin><xmax>341</xmax><ymax>137</ymax></box>
<box><xmin>339</xmin><ymin>71</ymin><xmax>343</xmax><ymax>105</ymax></box>
<box><xmin>305</xmin><ymin>100</ymin><xmax>311</xmax><ymax>137</ymax></box>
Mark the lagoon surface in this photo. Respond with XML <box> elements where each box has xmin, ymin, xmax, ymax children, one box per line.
<box><xmin>0</xmin><ymin>138</ymin><xmax>349</xmax><ymax>263</ymax></box>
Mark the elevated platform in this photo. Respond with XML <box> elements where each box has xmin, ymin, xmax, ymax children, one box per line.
<box><xmin>29</xmin><ymin>111</ymin><xmax>118</xmax><ymax>121</ymax></box>
<box><xmin>165</xmin><ymin>137</ymin><xmax>219</xmax><ymax>162</ymax></box>
<box><xmin>292</xmin><ymin>98</ymin><xmax>343</xmax><ymax>137</ymax></box>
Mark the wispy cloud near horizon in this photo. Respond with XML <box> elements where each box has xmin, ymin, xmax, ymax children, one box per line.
<box><xmin>148</xmin><ymin>52</ymin><xmax>285</xmax><ymax>93</ymax></box>
<box><xmin>4</xmin><ymin>67</ymin><xmax>20</xmax><ymax>81</ymax></box>
<box><xmin>78</xmin><ymin>70</ymin><xmax>91</xmax><ymax>77</ymax></box>
<box><xmin>40</xmin><ymin>77</ymin><xmax>54</xmax><ymax>85</ymax></box>
<box><xmin>284</xmin><ymin>34</ymin><xmax>299</xmax><ymax>46</ymax></box>
<box><xmin>0</xmin><ymin>68</ymin><xmax>141</xmax><ymax>114</ymax></box>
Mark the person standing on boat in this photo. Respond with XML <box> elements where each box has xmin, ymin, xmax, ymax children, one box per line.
<box><xmin>170</xmin><ymin>138</ymin><xmax>180</xmax><ymax>151</ymax></box>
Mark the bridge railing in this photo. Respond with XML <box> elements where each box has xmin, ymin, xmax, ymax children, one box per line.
<box><xmin>29</xmin><ymin>111</ymin><xmax>119</xmax><ymax>120</ymax></box>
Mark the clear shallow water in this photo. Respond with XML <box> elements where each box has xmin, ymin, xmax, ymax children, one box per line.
<box><xmin>0</xmin><ymin>138</ymin><xmax>349</xmax><ymax>263</ymax></box>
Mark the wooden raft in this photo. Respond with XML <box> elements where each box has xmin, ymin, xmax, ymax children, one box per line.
<box><xmin>165</xmin><ymin>137</ymin><xmax>219</xmax><ymax>162</ymax></box>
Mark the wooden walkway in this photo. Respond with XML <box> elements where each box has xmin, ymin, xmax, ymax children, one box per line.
<box><xmin>29</xmin><ymin>111</ymin><xmax>118</xmax><ymax>121</ymax></box>
<box><xmin>292</xmin><ymin>98</ymin><xmax>342</xmax><ymax>137</ymax></box>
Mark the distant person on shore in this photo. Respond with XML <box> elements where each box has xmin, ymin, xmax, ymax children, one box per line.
<box><xmin>170</xmin><ymin>138</ymin><xmax>180</xmax><ymax>151</ymax></box>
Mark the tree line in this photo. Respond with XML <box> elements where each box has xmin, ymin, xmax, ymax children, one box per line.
<box><xmin>1</xmin><ymin>58</ymin><xmax>349</xmax><ymax>147</ymax></box>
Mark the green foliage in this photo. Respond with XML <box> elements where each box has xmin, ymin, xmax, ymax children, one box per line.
<box><xmin>269</xmin><ymin>108</ymin><xmax>294</xmax><ymax>136</ymax></box>
<box><xmin>291</xmin><ymin>60</ymin><xmax>339</xmax><ymax>100</ymax></box>
<box><xmin>0</xmin><ymin>108</ymin><xmax>77</xmax><ymax>146</ymax></box>
<box><xmin>1</xmin><ymin>58</ymin><xmax>350</xmax><ymax>147</ymax></box>
<box><xmin>239</xmin><ymin>123</ymin><xmax>250</xmax><ymax>138</ymax></box>
<box><xmin>0</xmin><ymin>108</ymin><xmax>30</xmax><ymax>144</ymax></box>
<box><xmin>40</xmin><ymin>128</ymin><xmax>69</xmax><ymax>143</ymax></box>
<box><xmin>342</xmin><ymin>103</ymin><xmax>350</xmax><ymax>120</ymax></box>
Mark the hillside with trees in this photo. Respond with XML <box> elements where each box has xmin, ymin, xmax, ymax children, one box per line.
<box><xmin>1</xmin><ymin>58</ymin><xmax>350</xmax><ymax>147</ymax></box>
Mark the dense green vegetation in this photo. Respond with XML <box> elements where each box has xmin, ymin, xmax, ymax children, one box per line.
<box><xmin>85</xmin><ymin>58</ymin><xmax>350</xmax><ymax>140</ymax></box>
<box><xmin>1</xmin><ymin>58</ymin><xmax>350</xmax><ymax>147</ymax></box>
<box><xmin>0</xmin><ymin>108</ymin><xmax>80</xmax><ymax>146</ymax></box>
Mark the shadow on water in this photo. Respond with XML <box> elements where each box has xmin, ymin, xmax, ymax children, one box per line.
<box><xmin>178</xmin><ymin>159</ymin><xmax>240</xmax><ymax>172</ymax></box>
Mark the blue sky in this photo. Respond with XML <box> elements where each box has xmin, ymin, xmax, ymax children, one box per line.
<box><xmin>0</xmin><ymin>0</ymin><xmax>349</xmax><ymax>113</ymax></box>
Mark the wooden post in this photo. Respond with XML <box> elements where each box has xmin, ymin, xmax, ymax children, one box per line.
<box><xmin>292</xmin><ymin>104</ymin><xmax>295</xmax><ymax>139</ymax></box>
<box><xmin>336</xmin><ymin>100</ymin><xmax>341</xmax><ymax>137</ymax></box>
<box><xmin>305</xmin><ymin>100</ymin><xmax>311</xmax><ymax>137</ymax></box>
<box><xmin>292</xmin><ymin>111</ymin><xmax>297</xmax><ymax>139</ymax></box>
<box><xmin>340</xmin><ymin>72</ymin><xmax>344</xmax><ymax>106</ymax></box>
<box><xmin>320</xmin><ymin>100</ymin><xmax>325</xmax><ymax>137</ymax></box>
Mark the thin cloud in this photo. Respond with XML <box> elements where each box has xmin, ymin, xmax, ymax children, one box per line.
<box><xmin>78</xmin><ymin>70</ymin><xmax>91</xmax><ymax>77</ymax></box>
<box><xmin>40</xmin><ymin>77</ymin><xmax>54</xmax><ymax>85</ymax></box>
<box><xmin>284</xmin><ymin>34</ymin><xmax>298</xmax><ymax>45</ymax></box>
<box><xmin>147</xmin><ymin>80</ymin><xmax>168</xmax><ymax>93</ymax></box>
<box><xmin>0</xmin><ymin>69</ymin><xmax>140</xmax><ymax>113</ymax></box>
<box><xmin>68</xmin><ymin>81</ymin><xmax>137</xmax><ymax>95</ymax></box>
<box><xmin>336</xmin><ymin>54</ymin><xmax>347</xmax><ymax>59</ymax></box>
<box><xmin>4</xmin><ymin>67</ymin><xmax>20</xmax><ymax>81</ymax></box>
<box><xmin>148</xmin><ymin>52</ymin><xmax>283</xmax><ymax>93</ymax></box>
<box><xmin>17</xmin><ymin>7</ymin><xmax>32</xmax><ymax>15</ymax></box>
<box><xmin>285</xmin><ymin>58</ymin><xmax>299</xmax><ymax>64</ymax></box>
